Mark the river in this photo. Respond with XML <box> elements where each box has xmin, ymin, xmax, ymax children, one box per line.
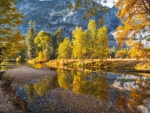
<box><xmin>0</xmin><ymin>62</ymin><xmax>150</xmax><ymax>113</ymax></box>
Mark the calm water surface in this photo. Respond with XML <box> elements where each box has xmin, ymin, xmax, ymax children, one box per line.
<box><xmin>1</xmin><ymin>62</ymin><xmax>150</xmax><ymax>113</ymax></box>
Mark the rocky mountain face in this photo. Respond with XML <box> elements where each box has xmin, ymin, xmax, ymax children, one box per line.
<box><xmin>18</xmin><ymin>0</ymin><xmax>121</xmax><ymax>47</ymax></box>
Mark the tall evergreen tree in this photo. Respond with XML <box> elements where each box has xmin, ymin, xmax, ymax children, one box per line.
<box><xmin>26</xmin><ymin>20</ymin><xmax>37</xmax><ymax>59</ymax></box>
<box><xmin>52</xmin><ymin>28</ymin><xmax>64</xmax><ymax>59</ymax></box>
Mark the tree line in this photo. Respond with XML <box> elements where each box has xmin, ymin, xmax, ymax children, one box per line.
<box><xmin>0</xmin><ymin>0</ymin><xmax>150</xmax><ymax>63</ymax></box>
<box><xmin>26</xmin><ymin>19</ymin><xmax>109</xmax><ymax>63</ymax></box>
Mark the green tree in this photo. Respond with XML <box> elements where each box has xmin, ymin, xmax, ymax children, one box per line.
<box><xmin>109</xmin><ymin>46</ymin><xmax>117</xmax><ymax>58</ymax></box>
<box><xmin>0</xmin><ymin>0</ymin><xmax>24</xmax><ymax>59</ymax></box>
<box><xmin>52</xmin><ymin>28</ymin><xmax>64</xmax><ymax>59</ymax></box>
<box><xmin>34</xmin><ymin>30</ymin><xmax>53</xmax><ymax>61</ymax></box>
<box><xmin>26</xmin><ymin>20</ymin><xmax>37</xmax><ymax>60</ymax></box>
<box><xmin>57</xmin><ymin>37</ymin><xmax>72</xmax><ymax>59</ymax></box>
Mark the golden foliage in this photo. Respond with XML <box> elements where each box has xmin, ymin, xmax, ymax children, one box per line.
<box><xmin>34</xmin><ymin>30</ymin><xmax>53</xmax><ymax>61</ymax></box>
<box><xmin>116</xmin><ymin>0</ymin><xmax>150</xmax><ymax>48</ymax></box>
<box><xmin>129</xmin><ymin>41</ymin><xmax>144</xmax><ymax>60</ymax></box>
<box><xmin>72</xmin><ymin>26</ymin><xmax>88</xmax><ymax>59</ymax></box>
<box><xmin>57</xmin><ymin>37</ymin><xmax>72</xmax><ymax>59</ymax></box>
<box><xmin>115</xmin><ymin>49</ymin><xmax>129</xmax><ymax>58</ymax></box>
<box><xmin>0</xmin><ymin>0</ymin><xmax>25</xmax><ymax>58</ymax></box>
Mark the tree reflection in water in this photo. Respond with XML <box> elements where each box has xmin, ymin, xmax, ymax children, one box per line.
<box><xmin>25</xmin><ymin>69</ymin><xmax>149</xmax><ymax>112</ymax></box>
<box><xmin>57</xmin><ymin>69</ymin><xmax>109</xmax><ymax>101</ymax></box>
<box><xmin>57</xmin><ymin>69</ymin><xmax>73</xmax><ymax>90</ymax></box>
<box><xmin>25</xmin><ymin>75</ymin><xmax>58</xmax><ymax>102</ymax></box>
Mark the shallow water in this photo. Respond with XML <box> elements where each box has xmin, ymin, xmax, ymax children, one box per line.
<box><xmin>1</xmin><ymin>62</ymin><xmax>150</xmax><ymax>113</ymax></box>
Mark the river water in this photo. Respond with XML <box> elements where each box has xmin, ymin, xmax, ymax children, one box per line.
<box><xmin>0</xmin><ymin>62</ymin><xmax>150</xmax><ymax>113</ymax></box>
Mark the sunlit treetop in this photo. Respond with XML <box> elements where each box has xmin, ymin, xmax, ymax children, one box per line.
<box><xmin>68</xmin><ymin>0</ymin><xmax>150</xmax><ymax>49</ymax></box>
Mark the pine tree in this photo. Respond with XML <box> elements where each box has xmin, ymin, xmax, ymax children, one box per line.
<box><xmin>26</xmin><ymin>20</ymin><xmax>37</xmax><ymax>60</ymax></box>
<box><xmin>52</xmin><ymin>28</ymin><xmax>64</xmax><ymax>59</ymax></box>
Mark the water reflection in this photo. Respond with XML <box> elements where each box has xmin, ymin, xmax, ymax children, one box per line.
<box><xmin>31</xmin><ymin>63</ymin><xmax>48</xmax><ymax>69</ymax></box>
<box><xmin>57</xmin><ymin>69</ymin><xmax>73</xmax><ymax>90</ymax></box>
<box><xmin>73</xmin><ymin>72</ymin><xmax>109</xmax><ymax>101</ymax></box>
<box><xmin>0</xmin><ymin>62</ymin><xmax>30</xmax><ymax>71</ymax></box>
<box><xmin>116</xmin><ymin>79</ymin><xmax>150</xmax><ymax>113</ymax></box>
<box><xmin>2</xmin><ymin>62</ymin><xmax>149</xmax><ymax>112</ymax></box>
<box><xmin>25</xmin><ymin>75</ymin><xmax>58</xmax><ymax>98</ymax></box>
<box><xmin>22</xmin><ymin>69</ymin><xmax>150</xmax><ymax>112</ymax></box>
<box><xmin>57</xmin><ymin>69</ymin><xmax>109</xmax><ymax>101</ymax></box>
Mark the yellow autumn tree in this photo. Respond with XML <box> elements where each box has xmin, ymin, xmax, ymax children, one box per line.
<box><xmin>2</xmin><ymin>32</ymin><xmax>26</xmax><ymax>59</ymax></box>
<box><xmin>0</xmin><ymin>0</ymin><xmax>25</xmax><ymax>59</ymax></box>
<box><xmin>96</xmin><ymin>25</ymin><xmax>109</xmax><ymax>61</ymax></box>
<box><xmin>34</xmin><ymin>30</ymin><xmax>53</xmax><ymax>62</ymax></box>
<box><xmin>72</xmin><ymin>26</ymin><xmax>88</xmax><ymax>65</ymax></box>
<box><xmin>116</xmin><ymin>0</ymin><xmax>150</xmax><ymax>48</ymax></box>
<box><xmin>129</xmin><ymin>41</ymin><xmax>144</xmax><ymax>60</ymax></box>
<box><xmin>57</xmin><ymin>37</ymin><xmax>72</xmax><ymax>59</ymax></box>
<box><xmin>85</xmin><ymin>19</ymin><xmax>97</xmax><ymax>64</ymax></box>
<box><xmin>70</xmin><ymin>0</ymin><xmax>150</xmax><ymax>49</ymax></box>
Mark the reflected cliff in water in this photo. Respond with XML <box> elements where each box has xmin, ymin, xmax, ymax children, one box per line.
<box><xmin>116</xmin><ymin>79</ymin><xmax>150</xmax><ymax>113</ymax></box>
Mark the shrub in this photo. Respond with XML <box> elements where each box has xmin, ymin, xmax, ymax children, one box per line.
<box><xmin>115</xmin><ymin>50</ymin><xmax>129</xmax><ymax>59</ymax></box>
<box><xmin>16</xmin><ymin>56</ymin><xmax>21</xmax><ymax>62</ymax></box>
